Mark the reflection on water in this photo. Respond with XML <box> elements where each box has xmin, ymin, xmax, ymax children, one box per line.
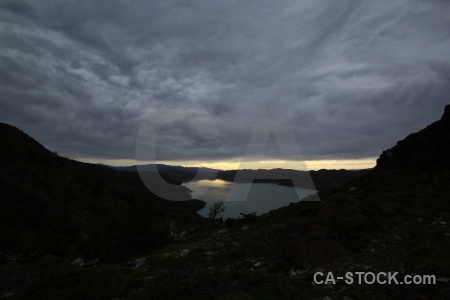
<box><xmin>192</xmin><ymin>179</ymin><xmax>231</xmax><ymax>188</ymax></box>
<box><xmin>183</xmin><ymin>179</ymin><xmax>317</xmax><ymax>219</ymax></box>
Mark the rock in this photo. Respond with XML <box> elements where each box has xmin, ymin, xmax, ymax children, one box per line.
<box><xmin>204</xmin><ymin>251</ymin><xmax>214</xmax><ymax>256</ymax></box>
<box><xmin>180</xmin><ymin>249</ymin><xmax>189</xmax><ymax>257</ymax></box>
<box><xmin>437</xmin><ymin>277</ymin><xmax>450</xmax><ymax>283</ymax></box>
<box><xmin>134</xmin><ymin>258</ymin><xmax>146</xmax><ymax>268</ymax></box>
<box><xmin>162</xmin><ymin>253</ymin><xmax>171</xmax><ymax>258</ymax></box>
<box><xmin>326</xmin><ymin>283</ymin><xmax>335</xmax><ymax>290</ymax></box>
<box><xmin>242</xmin><ymin>226</ymin><xmax>250</xmax><ymax>230</ymax></box>
<box><xmin>254</xmin><ymin>262</ymin><xmax>261</xmax><ymax>267</ymax></box>
<box><xmin>85</xmin><ymin>258</ymin><xmax>99</xmax><ymax>267</ymax></box>
<box><xmin>440</xmin><ymin>221</ymin><xmax>447</xmax><ymax>225</ymax></box>
<box><xmin>135</xmin><ymin>257</ymin><xmax>146</xmax><ymax>263</ymax></box>
<box><xmin>393</xmin><ymin>235</ymin><xmax>402</xmax><ymax>241</ymax></box>
<box><xmin>416</xmin><ymin>217</ymin><xmax>424</xmax><ymax>222</ymax></box>
<box><xmin>70</xmin><ymin>257</ymin><xmax>84</xmax><ymax>267</ymax></box>
<box><xmin>445</xmin><ymin>233</ymin><xmax>450</xmax><ymax>237</ymax></box>
<box><xmin>323</xmin><ymin>296</ymin><xmax>332</xmax><ymax>300</ymax></box>
<box><xmin>179</xmin><ymin>230</ymin><xmax>187</xmax><ymax>238</ymax></box>
<box><xmin>3</xmin><ymin>291</ymin><xmax>15</xmax><ymax>298</ymax></box>
<box><xmin>343</xmin><ymin>297</ymin><xmax>354</xmax><ymax>300</ymax></box>
<box><xmin>289</xmin><ymin>270</ymin><xmax>297</xmax><ymax>276</ymax></box>
<box><xmin>214</xmin><ymin>229</ymin><xmax>227</xmax><ymax>235</ymax></box>
<box><xmin>348</xmin><ymin>187</ymin><xmax>356</xmax><ymax>192</ymax></box>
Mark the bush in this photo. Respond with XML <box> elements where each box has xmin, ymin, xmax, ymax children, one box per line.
<box><xmin>208</xmin><ymin>201</ymin><xmax>226</xmax><ymax>220</ymax></box>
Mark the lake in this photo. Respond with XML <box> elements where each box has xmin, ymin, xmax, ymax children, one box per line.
<box><xmin>182</xmin><ymin>179</ymin><xmax>317</xmax><ymax>219</ymax></box>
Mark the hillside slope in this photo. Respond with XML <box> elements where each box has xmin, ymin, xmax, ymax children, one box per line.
<box><xmin>268</xmin><ymin>105</ymin><xmax>450</xmax><ymax>298</ymax></box>
<box><xmin>0</xmin><ymin>123</ymin><xmax>204</xmax><ymax>263</ymax></box>
<box><xmin>376</xmin><ymin>104</ymin><xmax>450</xmax><ymax>170</ymax></box>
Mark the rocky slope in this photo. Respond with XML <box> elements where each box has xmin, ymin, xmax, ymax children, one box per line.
<box><xmin>376</xmin><ymin>105</ymin><xmax>450</xmax><ymax>170</ymax></box>
<box><xmin>270</xmin><ymin>105</ymin><xmax>450</xmax><ymax>299</ymax></box>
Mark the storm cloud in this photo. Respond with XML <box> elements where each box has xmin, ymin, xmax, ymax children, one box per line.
<box><xmin>1</xmin><ymin>0</ymin><xmax>449</xmax><ymax>165</ymax></box>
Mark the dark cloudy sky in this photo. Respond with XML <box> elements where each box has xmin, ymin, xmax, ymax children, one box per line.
<box><xmin>1</xmin><ymin>0</ymin><xmax>449</xmax><ymax>169</ymax></box>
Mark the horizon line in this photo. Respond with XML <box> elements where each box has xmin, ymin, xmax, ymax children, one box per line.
<box><xmin>73</xmin><ymin>157</ymin><xmax>377</xmax><ymax>171</ymax></box>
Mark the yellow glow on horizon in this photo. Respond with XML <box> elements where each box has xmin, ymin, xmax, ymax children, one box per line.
<box><xmin>305</xmin><ymin>159</ymin><xmax>376</xmax><ymax>170</ymax></box>
<box><xmin>73</xmin><ymin>157</ymin><xmax>376</xmax><ymax>170</ymax></box>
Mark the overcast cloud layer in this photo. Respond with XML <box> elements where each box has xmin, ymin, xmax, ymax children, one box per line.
<box><xmin>1</xmin><ymin>0</ymin><xmax>450</xmax><ymax>164</ymax></box>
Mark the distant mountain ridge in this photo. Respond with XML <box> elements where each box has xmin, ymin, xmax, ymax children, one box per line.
<box><xmin>105</xmin><ymin>163</ymin><xmax>371</xmax><ymax>192</ymax></box>
<box><xmin>103</xmin><ymin>163</ymin><xmax>219</xmax><ymax>173</ymax></box>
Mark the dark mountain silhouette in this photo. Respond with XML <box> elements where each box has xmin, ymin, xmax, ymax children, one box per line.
<box><xmin>216</xmin><ymin>168</ymin><xmax>371</xmax><ymax>191</ymax></box>
<box><xmin>105</xmin><ymin>163</ymin><xmax>219</xmax><ymax>174</ymax></box>
<box><xmin>270</xmin><ymin>105</ymin><xmax>450</xmax><ymax>298</ymax></box>
<box><xmin>105</xmin><ymin>163</ymin><xmax>219</xmax><ymax>183</ymax></box>
<box><xmin>0</xmin><ymin>123</ymin><xmax>204</xmax><ymax>263</ymax></box>
<box><xmin>376</xmin><ymin>105</ymin><xmax>450</xmax><ymax>170</ymax></box>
